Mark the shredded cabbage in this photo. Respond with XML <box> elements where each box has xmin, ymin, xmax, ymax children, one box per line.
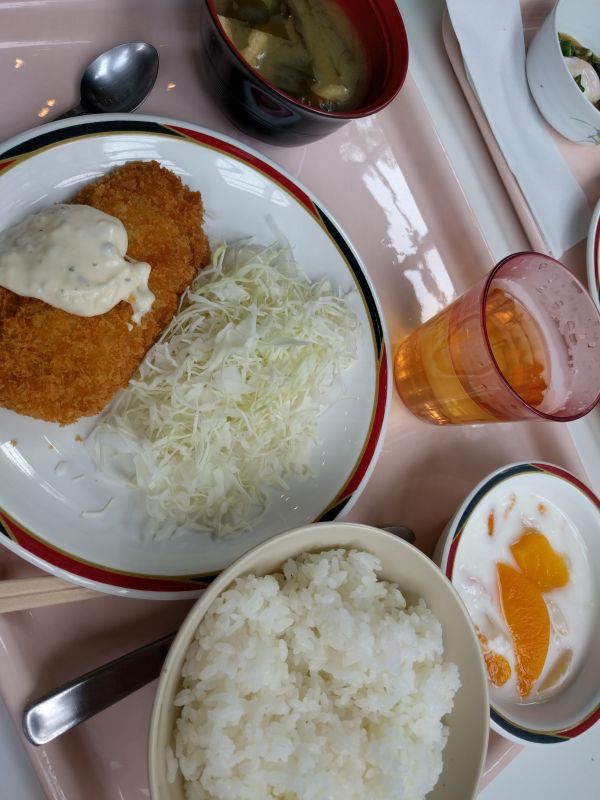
<box><xmin>88</xmin><ymin>241</ymin><xmax>360</xmax><ymax>537</ymax></box>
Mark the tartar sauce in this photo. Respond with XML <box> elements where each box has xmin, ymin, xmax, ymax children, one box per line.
<box><xmin>0</xmin><ymin>204</ymin><xmax>155</xmax><ymax>323</ymax></box>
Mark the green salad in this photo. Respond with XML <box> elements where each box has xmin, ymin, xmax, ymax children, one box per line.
<box><xmin>559</xmin><ymin>33</ymin><xmax>600</xmax><ymax>108</ymax></box>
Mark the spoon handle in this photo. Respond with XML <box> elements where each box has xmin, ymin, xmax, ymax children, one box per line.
<box><xmin>22</xmin><ymin>632</ymin><xmax>175</xmax><ymax>745</ymax></box>
<box><xmin>56</xmin><ymin>104</ymin><xmax>88</xmax><ymax>119</ymax></box>
<box><xmin>382</xmin><ymin>525</ymin><xmax>416</xmax><ymax>544</ymax></box>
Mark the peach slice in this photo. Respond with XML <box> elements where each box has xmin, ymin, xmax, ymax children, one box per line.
<box><xmin>497</xmin><ymin>562</ymin><xmax>550</xmax><ymax>698</ymax></box>
<box><xmin>484</xmin><ymin>651</ymin><xmax>511</xmax><ymax>687</ymax></box>
<box><xmin>510</xmin><ymin>529</ymin><xmax>569</xmax><ymax>592</ymax></box>
<box><xmin>477</xmin><ymin>629</ymin><xmax>511</xmax><ymax>687</ymax></box>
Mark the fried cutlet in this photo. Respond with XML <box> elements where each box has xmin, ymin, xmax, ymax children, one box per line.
<box><xmin>0</xmin><ymin>160</ymin><xmax>211</xmax><ymax>425</ymax></box>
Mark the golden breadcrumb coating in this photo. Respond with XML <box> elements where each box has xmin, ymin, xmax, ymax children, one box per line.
<box><xmin>0</xmin><ymin>160</ymin><xmax>210</xmax><ymax>424</ymax></box>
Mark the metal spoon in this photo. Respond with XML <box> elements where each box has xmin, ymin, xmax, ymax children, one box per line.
<box><xmin>22</xmin><ymin>525</ymin><xmax>416</xmax><ymax>745</ymax></box>
<box><xmin>58</xmin><ymin>42</ymin><xmax>159</xmax><ymax>118</ymax></box>
<box><xmin>23</xmin><ymin>632</ymin><xmax>174</xmax><ymax>745</ymax></box>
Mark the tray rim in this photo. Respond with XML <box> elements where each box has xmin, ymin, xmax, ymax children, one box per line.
<box><xmin>0</xmin><ymin>4</ymin><xmax>593</xmax><ymax>797</ymax></box>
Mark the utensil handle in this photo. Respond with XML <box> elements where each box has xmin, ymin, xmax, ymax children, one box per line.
<box><xmin>22</xmin><ymin>632</ymin><xmax>176</xmax><ymax>745</ymax></box>
<box><xmin>382</xmin><ymin>525</ymin><xmax>416</xmax><ymax>544</ymax></box>
<box><xmin>0</xmin><ymin>577</ymin><xmax>98</xmax><ymax>613</ymax></box>
<box><xmin>56</xmin><ymin>104</ymin><xmax>87</xmax><ymax>119</ymax></box>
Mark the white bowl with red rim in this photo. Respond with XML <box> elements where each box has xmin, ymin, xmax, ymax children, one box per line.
<box><xmin>0</xmin><ymin>114</ymin><xmax>391</xmax><ymax>599</ymax></box>
<box><xmin>433</xmin><ymin>461</ymin><xmax>600</xmax><ymax>745</ymax></box>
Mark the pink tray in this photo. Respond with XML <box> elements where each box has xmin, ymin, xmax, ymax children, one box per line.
<box><xmin>0</xmin><ymin>0</ymin><xmax>592</xmax><ymax>796</ymax></box>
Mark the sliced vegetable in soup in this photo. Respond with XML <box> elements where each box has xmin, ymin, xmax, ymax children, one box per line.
<box><xmin>216</xmin><ymin>0</ymin><xmax>368</xmax><ymax>112</ymax></box>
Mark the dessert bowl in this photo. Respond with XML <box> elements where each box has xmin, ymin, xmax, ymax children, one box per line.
<box><xmin>434</xmin><ymin>462</ymin><xmax>600</xmax><ymax>745</ymax></box>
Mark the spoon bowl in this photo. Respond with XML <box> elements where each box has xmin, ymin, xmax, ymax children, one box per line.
<box><xmin>60</xmin><ymin>42</ymin><xmax>159</xmax><ymax>118</ymax></box>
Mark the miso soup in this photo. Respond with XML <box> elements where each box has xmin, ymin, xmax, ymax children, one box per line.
<box><xmin>216</xmin><ymin>0</ymin><xmax>368</xmax><ymax>112</ymax></box>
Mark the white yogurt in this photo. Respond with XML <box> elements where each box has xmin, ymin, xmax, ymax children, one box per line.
<box><xmin>454</xmin><ymin>488</ymin><xmax>594</xmax><ymax>704</ymax></box>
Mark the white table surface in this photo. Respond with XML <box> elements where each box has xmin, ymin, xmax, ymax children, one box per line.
<box><xmin>0</xmin><ymin>1</ymin><xmax>598</xmax><ymax>798</ymax></box>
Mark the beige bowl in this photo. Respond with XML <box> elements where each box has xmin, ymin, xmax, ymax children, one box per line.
<box><xmin>148</xmin><ymin>522</ymin><xmax>489</xmax><ymax>799</ymax></box>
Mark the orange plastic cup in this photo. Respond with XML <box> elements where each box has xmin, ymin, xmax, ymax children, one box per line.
<box><xmin>394</xmin><ymin>252</ymin><xmax>600</xmax><ymax>425</ymax></box>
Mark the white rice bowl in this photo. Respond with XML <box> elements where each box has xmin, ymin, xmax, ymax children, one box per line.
<box><xmin>149</xmin><ymin>523</ymin><xmax>489</xmax><ymax>800</ymax></box>
<box><xmin>168</xmin><ymin>549</ymin><xmax>460</xmax><ymax>800</ymax></box>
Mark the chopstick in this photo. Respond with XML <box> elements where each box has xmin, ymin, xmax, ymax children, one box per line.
<box><xmin>0</xmin><ymin>526</ymin><xmax>418</xmax><ymax>613</ymax></box>
<box><xmin>0</xmin><ymin>576</ymin><xmax>100</xmax><ymax>613</ymax></box>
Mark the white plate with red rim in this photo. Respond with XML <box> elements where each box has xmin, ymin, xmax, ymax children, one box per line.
<box><xmin>0</xmin><ymin>114</ymin><xmax>390</xmax><ymax>599</ymax></box>
<box><xmin>587</xmin><ymin>197</ymin><xmax>600</xmax><ymax>311</ymax></box>
<box><xmin>434</xmin><ymin>461</ymin><xmax>600</xmax><ymax>746</ymax></box>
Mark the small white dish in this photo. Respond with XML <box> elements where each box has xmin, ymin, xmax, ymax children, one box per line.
<box><xmin>587</xmin><ymin>197</ymin><xmax>600</xmax><ymax>309</ymax></box>
<box><xmin>434</xmin><ymin>461</ymin><xmax>600</xmax><ymax>745</ymax></box>
<box><xmin>526</xmin><ymin>0</ymin><xmax>600</xmax><ymax>144</ymax></box>
<box><xmin>149</xmin><ymin>522</ymin><xmax>489</xmax><ymax>800</ymax></box>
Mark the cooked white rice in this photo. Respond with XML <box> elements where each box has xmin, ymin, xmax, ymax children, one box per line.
<box><xmin>169</xmin><ymin>549</ymin><xmax>460</xmax><ymax>800</ymax></box>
